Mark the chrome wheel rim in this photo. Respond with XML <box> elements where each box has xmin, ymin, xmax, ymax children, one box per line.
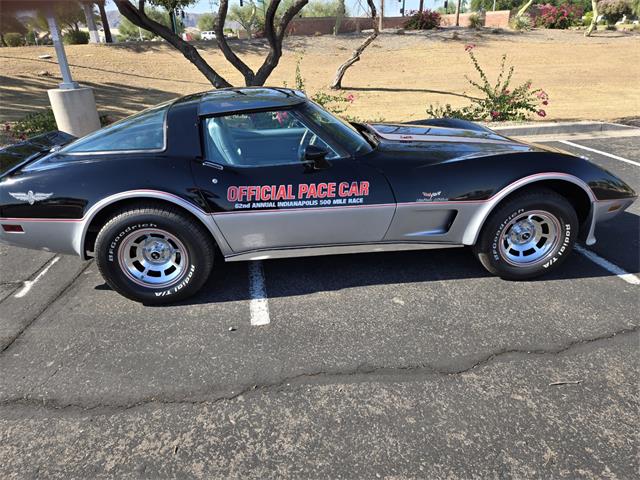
<box><xmin>118</xmin><ymin>228</ymin><xmax>189</xmax><ymax>288</ymax></box>
<box><xmin>498</xmin><ymin>210</ymin><xmax>561</xmax><ymax>267</ymax></box>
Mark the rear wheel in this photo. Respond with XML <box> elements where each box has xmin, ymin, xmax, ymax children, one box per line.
<box><xmin>473</xmin><ymin>189</ymin><xmax>578</xmax><ymax>280</ymax></box>
<box><xmin>95</xmin><ymin>206</ymin><xmax>214</xmax><ymax>304</ymax></box>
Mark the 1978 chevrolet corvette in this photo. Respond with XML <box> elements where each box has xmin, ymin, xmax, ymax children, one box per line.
<box><xmin>0</xmin><ymin>88</ymin><xmax>636</xmax><ymax>303</ymax></box>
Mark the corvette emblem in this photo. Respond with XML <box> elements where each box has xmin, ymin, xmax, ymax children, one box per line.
<box><xmin>9</xmin><ymin>191</ymin><xmax>53</xmax><ymax>205</ymax></box>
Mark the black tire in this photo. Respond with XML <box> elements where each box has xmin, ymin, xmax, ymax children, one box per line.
<box><xmin>95</xmin><ymin>205</ymin><xmax>214</xmax><ymax>304</ymax></box>
<box><xmin>473</xmin><ymin>188</ymin><xmax>578</xmax><ymax>280</ymax></box>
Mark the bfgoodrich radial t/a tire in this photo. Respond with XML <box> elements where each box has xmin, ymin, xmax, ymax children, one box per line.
<box><xmin>473</xmin><ymin>188</ymin><xmax>578</xmax><ymax>280</ymax></box>
<box><xmin>95</xmin><ymin>205</ymin><xmax>214</xmax><ymax>304</ymax></box>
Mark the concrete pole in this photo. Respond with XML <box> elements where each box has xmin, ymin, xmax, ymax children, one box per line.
<box><xmin>46</xmin><ymin>4</ymin><xmax>101</xmax><ymax>137</ymax></box>
<box><xmin>46</xmin><ymin>7</ymin><xmax>78</xmax><ymax>90</ymax></box>
<box><xmin>82</xmin><ymin>2</ymin><xmax>100</xmax><ymax>43</ymax></box>
<box><xmin>379</xmin><ymin>0</ymin><xmax>384</xmax><ymax>30</ymax></box>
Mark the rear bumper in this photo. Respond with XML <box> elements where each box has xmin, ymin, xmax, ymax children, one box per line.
<box><xmin>585</xmin><ymin>197</ymin><xmax>636</xmax><ymax>245</ymax></box>
<box><xmin>0</xmin><ymin>218</ymin><xmax>81</xmax><ymax>255</ymax></box>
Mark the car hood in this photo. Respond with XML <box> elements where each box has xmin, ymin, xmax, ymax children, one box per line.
<box><xmin>364</xmin><ymin>122</ymin><xmax>540</xmax><ymax>161</ymax></box>
<box><xmin>0</xmin><ymin>130</ymin><xmax>76</xmax><ymax>178</ymax></box>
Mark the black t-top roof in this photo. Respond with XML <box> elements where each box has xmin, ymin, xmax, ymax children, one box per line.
<box><xmin>197</xmin><ymin>87</ymin><xmax>307</xmax><ymax>116</ymax></box>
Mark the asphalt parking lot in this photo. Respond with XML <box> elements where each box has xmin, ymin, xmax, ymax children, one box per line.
<box><xmin>1</xmin><ymin>128</ymin><xmax>638</xmax><ymax>478</ymax></box>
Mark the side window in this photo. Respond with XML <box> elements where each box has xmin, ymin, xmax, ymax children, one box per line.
<box><xmin>61</xmin><ymin>104</ymin><xmax>168</xmax><ymax>153</ymax></box>
<box><xmin>203</xmin><ymin>110</ymin><xmax>337</xmax><ymax>167</ymax></box>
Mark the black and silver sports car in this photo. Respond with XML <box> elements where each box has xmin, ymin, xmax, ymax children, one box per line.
<box><xmin>0</xmin><ymin>88</ymin><xmax>636</xmax><ymax>303</ymax></box>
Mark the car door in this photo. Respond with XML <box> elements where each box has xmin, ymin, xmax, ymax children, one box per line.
<box><xmin>191</xmin><ymin>109</ymin><xmax>395</xmax><ymax>253</ymax></box>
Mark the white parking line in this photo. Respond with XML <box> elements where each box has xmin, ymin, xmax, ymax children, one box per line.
<box><xmin>560</xmin><ymin>140</ymin><xmax>640</xmax><ymax>167</ymax></box>
<box><xmin>14</xmin><ymin>256</ymin><xmax>60</xmax><ymax>298</ymax></box>
<box><xmin>248</xmin><ymin>261</ymin><xmax>271</xmax><ymax>326</ymax></box>
<box><xmin>575</xmin><ymin>245</ymin><xmax>640</xmax><ymax>285</ymax></box>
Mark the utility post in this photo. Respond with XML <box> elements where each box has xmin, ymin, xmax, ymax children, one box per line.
<box><xmin>419</xmin><ymin>0</ymin><xmax>424</xmax><ymax>12</ymax></box>
<box><xmin>45</xmin><ymin>4</ymin><xmax>100</xmax><ymax>138</ymax></box>
<box><xmin>379</xmin><ymin>0</ymin><xmax>384</xmax><ymax>30</ymax></box>
<box><xmin>455</xmin><ymin>0</ymin><xmax>462</xmax><ymax>26</ymax></box>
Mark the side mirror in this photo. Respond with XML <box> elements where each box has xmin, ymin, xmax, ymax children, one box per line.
<box><xmin>303</xmin><ymin>145</ymin><xmax>331</xmax><ymax>170</ymax></box>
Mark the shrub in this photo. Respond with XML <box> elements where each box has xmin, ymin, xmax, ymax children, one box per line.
<box><xmin>63</xmin><ymin>30</ymin><xmax>89</xmax><ymax>45</ymax></box>
<box><xmin>598</xmin><ymin>0</ymin><xmax>632</xmax><ymax>24</ymax></box>
<box><xmin>426</xmin><ymin>45</ymin><xmax>549</xmax><ymax>122</ymax></box>
<box><xmin>25</xmin><ymin>31</ymin><xmax>38</xmax><ymax>45</ymax></box>
<box><xmin>510</xmin><ymin>14</ymin><xmax>533</xmax><ymax>30</ymax></box>
<box><xmin>7</xmin><ymin>109</ymin><xmax>112</xmax><ymax>142</ymax></box>
<box><xmin>9</xmin><ymin>109</ymin><xmax>57</xmax><ymax>140</ymax></box>
<box><xmin>468</xmin><ymin>13</ymin><xmax>484</xmax><ymax>29</ymax></box>
<box><xmin>4</xmin><ymin>33</ymin><xmax>24</xmax><ymax>47</ymax></box>
<box><xmin>536</xmin><ymin>4</ymin><xmax>584</xmax><ymax>29</ymax></box>
<box><xmin>404</xmin><ymin>10</ymin><xmax>442</xmax><ymax>30</ymax></box>
<box><xmin>582</xmin><ymin>11</ymin><xmax>594</xmax><ymax>25</ymax></box>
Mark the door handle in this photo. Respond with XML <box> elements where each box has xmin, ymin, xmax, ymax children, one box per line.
<box><xmin>202</xmin><ymin>161</ymin><xmax>224</xmax><ymax>170</ymax></box>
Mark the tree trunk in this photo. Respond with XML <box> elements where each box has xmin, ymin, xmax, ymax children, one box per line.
<box><xmin>334</xmin><ymin>0</ymin><xmax>345</xmax><ymax>35</ymax></box>
<box><xmin>252</xmin><ymin>0</ymin><xmax>310</xmax><ymax>86</ymax></box>
<box><xmin>455</xmin><ymin>0</ymin><xmax>462</xmax><ymax>26</ymax></box>
<box><xmin>331</xmin><ymin>0</ymin><xmax>378</xmax><ymax>90</ymax></box>
<box><xmin>97</xmin><ymin>1</ymin><xmax>112</xmax><ymax>43</ymax></box>
<box><xmin>81</xmin><ymin>2</ymin><xmax>100</xmax><ymax>43</ymax></box>
<box><xmin>585</xmin><ymin>0</ymin><xmax>598</xmax><ymax>36</ymax></box>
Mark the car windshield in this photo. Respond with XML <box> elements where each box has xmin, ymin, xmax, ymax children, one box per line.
<box><xmin>299</xmin><ymin>101</ymin><xmax>372</xmax><ymax>156</ymax></box>
<box><xmin>60</xmin><ymin>102</ymin><xmax>171</xmax><ymax>154</ymax></box>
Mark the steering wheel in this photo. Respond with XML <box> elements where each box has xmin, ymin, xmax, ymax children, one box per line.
<box><xmin>297</xmin><ymin>129</ymin><xmax>318</xmax><ymax>161</ymax></box>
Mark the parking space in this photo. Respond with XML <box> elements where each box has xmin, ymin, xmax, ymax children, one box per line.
<box><xmin>544</xmin><ymin>137</ymin><xmax>640</xmax><ymax>274</ymax></box>
<box><xmin>0</xmin><ymin>130</ymin><xmax>638</xmax><ymax>478</ymax></box>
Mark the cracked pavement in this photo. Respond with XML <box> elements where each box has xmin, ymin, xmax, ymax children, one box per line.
<box><xmin>0</xmin><ymin>135</ymin><xmax>638</xmax><ymax>478</ymax></box>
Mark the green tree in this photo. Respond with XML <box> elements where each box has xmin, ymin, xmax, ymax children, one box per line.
<box><xmin>118</xmin><ymin>6</ymin><xmax>183</xmax><ymax>41</ymax></box>
<box><xmin>197</xmin><ymin>12</ymin><xmax>216</xmax><ymax>30</ymax></box>
<box><xmin>304</xmin><ymin>0</ymin><xmax>348</xmax><ymax>16</ymax></box>
<box><xmin>229</xmin><ymin>1</ymin><xmax>260</xmax><ymax>38</ymax></box>
<box><xmin>28</xmin><ymin>2</ymin><xmax>88</xmax><ymax>33</ymax></box>
<box><xmin>470</xmin><ymin>0</ymin><xmax>522</xmax><ymax>10</ymax></box>
<box><xmin>0</xmin><ymin>12</ymin><xmax>26</xmax><ymax>47</ymax></box>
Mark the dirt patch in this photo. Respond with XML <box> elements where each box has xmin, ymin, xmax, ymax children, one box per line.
<box><xmin>0</xmin><ymin>28</ymin><xmax>638</xmax><ymax>123</ymax></box>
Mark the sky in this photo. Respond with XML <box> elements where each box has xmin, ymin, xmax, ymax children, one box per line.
<box><xmin>104</xmin><ymin>0</ymin><xmax>447</xmax><ymax>18</ymax></box>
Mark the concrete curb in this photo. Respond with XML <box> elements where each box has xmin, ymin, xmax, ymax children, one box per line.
<box><xmin>490</xmin><ymin>121</ymin><xmax>638</xmax><ymax>137</ymax></box>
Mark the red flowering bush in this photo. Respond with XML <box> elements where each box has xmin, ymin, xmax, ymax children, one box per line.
<box><xmin>536</xmin><ymin>3</ymin><xmax>584</xmax><ymax>29</ymax></box>
<box><xmin>404</xmin><ymin>10</ymin><xmax>442</xmax><ymax>30</ymax></box>
<box><xmin>427</xmin><ymin>46</ymin><xmax>549</xmax><ymax>122</ymax></box>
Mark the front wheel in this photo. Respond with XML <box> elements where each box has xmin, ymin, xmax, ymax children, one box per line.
<box><xmin>473</xmin><ymin>188</ymin><xmax>578</xmax><ymax>280</ymax></box>
<box><xmin>95</xmin><ymin>205</ymin><xmax>214</xmax><ymax>304</ymax></box>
